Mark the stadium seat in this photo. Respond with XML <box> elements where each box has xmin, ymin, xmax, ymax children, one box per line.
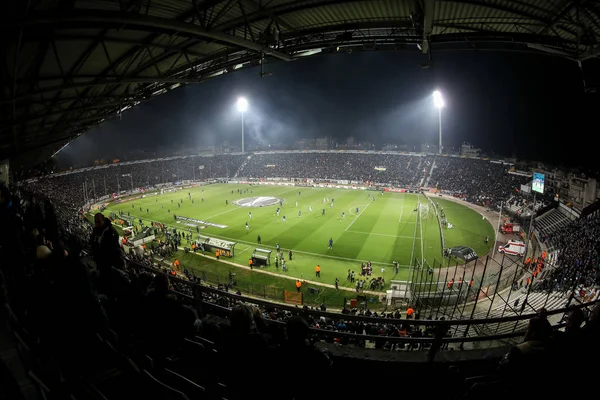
<box><xmin>142</xmin><ymin>370</ymin><xmax>191</xmax><ymax>400</ymax></box>
<box><xmin>159</xmin><ymin>368</ymin><xmax>206</xmax><ymax>398</ymax></box>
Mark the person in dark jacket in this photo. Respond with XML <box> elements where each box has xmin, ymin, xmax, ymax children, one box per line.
<box><xmin>90</xmin><ymin>213</ymin><xmax>122</xmax><ymax>291</ymax></box>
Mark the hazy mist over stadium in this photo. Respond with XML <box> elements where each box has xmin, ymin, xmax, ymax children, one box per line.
<box><xmin>56</xmin><ymin>51</ymin><xmax>600</xmax><ymax>170</ymax></box>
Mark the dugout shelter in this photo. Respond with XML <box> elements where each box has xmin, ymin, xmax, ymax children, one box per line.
<box><xmin>251</xmin><ymin>248</ymin><xmax>272</xmax><ymax>266</ymax></box>
<box><xmin>196</xmin><ymin>235</ymin><xmax>236</xmax><ymax>258</ymax></box>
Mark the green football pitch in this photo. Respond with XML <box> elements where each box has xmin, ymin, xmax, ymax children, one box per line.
<box><xmin>104</xmin><ymin>184</ymin><xmax>494</xmax><ymax>291</ymax></box>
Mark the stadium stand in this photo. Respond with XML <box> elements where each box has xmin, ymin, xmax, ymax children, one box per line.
<box><xmin>0</xmin><ymin>183</ymin><xmax>599</xmax><ymax>400</ymax></box>
<box><xmin>542</xmin><ymin>211</ymin><xmax>600</xmax><ymax>289</ymax></box>
<box><xmin>429</xmin><ymin>157</ymin><xmax>529</xmax><ymax>209</ymax></box>
<box><xmin>26</xmin><ymin>154</ymin><xmax>246</xmax><ymax>209</ymax></box>
<box><xmin>2</xmin><ymin>154</ymin><xmax>599</xmax><ymax>399</ymax></box>
<box><xmin>504</xmin><ymin>193</ymin><xmax>547</xmax><ymax>217</ymax></box>
<box><xmin>237</xmin><ymin>152</ymin><xmax>430</xmax><ymax>187</ymax></box>
<box><xmin>535</xmin><ymin>208</ymin><xmax>575</xmax><ymax>241</ymax></box>
<box><xmin>27</xmin><ymin>152</ymin><xmax>526</xmax><ymax>209</ymax></box>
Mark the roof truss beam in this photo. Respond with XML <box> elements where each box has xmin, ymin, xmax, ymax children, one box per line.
<box><xmin>8</xmin><ymin>10</ymin><xmax>291</xmax><ymax>61</ymax></box>
<box><xmin>451</xmin><ymin>0</ymin><xmax>555</xmax><ymax>27</ymax></box>
<box><xmin>213</xmin><ymin>0</ymin><xmax>362</xmax><ymax>32</ymax></box>
<box><xmin>422</xmin><ymin>0</ymin><xmax>434</xmax><ymax>54</ymax></box>
<box><xmin>48</xmin><ymin>34</ymin><xmax>208</xmax><ymax>58</ymax></box>
<box><xmin>2</xmin><ymin>77</ymin><xmax>204</xmax><ymax>104</ymax></box>
<box><xmin>537</xmin><ymin>0</ymin><xmax>582</xmax><ymax>35</ymax></box>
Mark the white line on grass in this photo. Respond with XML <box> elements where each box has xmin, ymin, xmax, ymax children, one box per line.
<box><xmin>346</xmin><ymin>230</ymin><xmax>418</xmax><ymax>239</ymax></box>
<box><xmin>419</xmin><ymin>195</ymin><xmax>425</xmax><ymax>265</ymax></box>
<box><xmin>203</xmin><ymin>207</ymin><xmax>240</xmax><ymax>220</ymax></box>
<box><xmin>124</xmin><ymin>212</ymin><xmax>410</xmax><ymax>267</ymax></box>
<box><xmin>344</xmin><ymin>200</ymin><xmax>373</xmax><ymax>232</ymax></box>
<box><xmin>409</xmin><ymin>196</ymin><xmax>419</xmax><ymax>265</ymax></box>
<box><xmin>203</xmin><ymin>187</ymin><xmax>298</xmax><ymax>220</ymax></box>
<box><xmin>236</xmin><ymin>245</ymin><xmax>253</xmax><ymax>255</ymax></box>
<box><xmin>204</xmin><ymin>231</ymin><xmax>411</xmax><ymax>267</ymax></box>
<box><xmin>398</xmin><ymin>193</ymin><xmax>405</xmax><ymax>222</ymax></box>
<box><xmin>348</xmin><ymin>204</ymin><xmax>372</xmax><ymax>217</ymax></box>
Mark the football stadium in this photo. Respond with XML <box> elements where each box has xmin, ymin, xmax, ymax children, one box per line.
<box><xmin>1</xmin><ymin>1</ymin><xmax>600</xmax><ymax>400</ymax></box>
<box><xmin>98</xmin><ymin>156</ymin><xmax>500</xmax><ymax>301</ymax></box>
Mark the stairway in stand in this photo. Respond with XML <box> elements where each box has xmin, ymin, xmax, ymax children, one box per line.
<box><xmin>233</xmin><ymin>156</ymin><xmax>249</xmax><ymax>178</ymax></box>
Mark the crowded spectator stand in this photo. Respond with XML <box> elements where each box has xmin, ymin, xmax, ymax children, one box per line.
<box><xmin>2</xmin><ymin>154</ymin><xmax>600</xmax><ymax>399</ymax></box>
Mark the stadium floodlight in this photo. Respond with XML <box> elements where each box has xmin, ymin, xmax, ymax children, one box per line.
<box><xmin>432</xmin><ymin>90</ymin><xmax>444</xmax><ymax>109</ymax></box>
<box><xmin>237</xmin><ymin>97</ymin><xmax>248</xmax><ymax>113</ymax></box>
<box><xmin>432</xmin><ymin>90</ymin><xmax>444</xmax><ymax>155</ymax></box>
<box><xmin>236</xmin><ymin>97</ymin><xmax>248</xmax><ymax>152</ymax></box>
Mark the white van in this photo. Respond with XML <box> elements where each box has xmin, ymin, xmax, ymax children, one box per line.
<box><xmin>498</xmin><ymin>240</ymin><xmax>525</xmax><ymax>256</ymax></box>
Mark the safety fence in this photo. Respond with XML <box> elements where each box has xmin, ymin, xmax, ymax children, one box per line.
<box><xmin>130</xmin><ymin>261</ymin><xmax>599</xmax><ymax>361</ymax></box>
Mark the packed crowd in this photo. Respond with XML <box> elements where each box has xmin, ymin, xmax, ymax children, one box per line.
<box><xmin>1</xmin><ymin>168</ymin><xmax>600</xmax><ymax>399</ymax></box>
<box><xmin>0</xmin><ymin>186</ymin><xmax>334</xmax><ymax>399</ymax></box>
<box><xmin>238</xmin><ymin>152</ymin><xmax>431</xmax><ymax>187</ymax></box>
<box><xmin>429</xmin><ymin>157</ymin><xmax>529</xmax><ymax>210</ymax></box>
<box><xmin>25</xmin><ymin>154</ymin><xmax>246</xmax><ymax>207</ymax></box>
<box><xmin>25</xmin><ymin>152</ymin><xmax>531</xmax><ymax>216</ymax></box>
<box><xmin>126</xmin><ymin>251</ymin><xmax>448</xmax><ymax>350</ymax></box>
<box><xmin>540</xmin><ymin>211</ymin><xmax>600</xmax><ymax>292</ymax></box>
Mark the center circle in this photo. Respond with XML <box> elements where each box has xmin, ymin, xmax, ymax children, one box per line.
<box><xmin>233</xmin><ymin>196</ymin><xmax>282</xmax><ymax>207</ymax></box>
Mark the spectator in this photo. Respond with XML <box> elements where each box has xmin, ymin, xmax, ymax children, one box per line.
<box><xmin>274</xmin><ymin>315</ymin><xmax>332</xmax><ymax>399</ymax></box>
<box><xmin>499</xmin><ymin>315</ymin><xmax>554</xmax><ymax>394</ymax></box>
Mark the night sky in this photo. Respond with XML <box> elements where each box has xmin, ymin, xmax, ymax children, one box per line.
<box><xmin>56</xmin><ymin>50</ymin><xmax>600</xmax><ymax>171</ymax></box>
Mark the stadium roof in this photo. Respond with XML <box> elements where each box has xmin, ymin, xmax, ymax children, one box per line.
<box><xmin>2</xmin><ymin>0</ymin><xmax>600</xmax><ymax>167</ymax></box>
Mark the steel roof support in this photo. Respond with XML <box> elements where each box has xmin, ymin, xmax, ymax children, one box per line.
<box><xmin>213</xmin><ymin>0</ymin><xmax>360</xmax><ymax>32</ymax></box>
<box><xmin>579</xmin><ymin>45</ymin><xmax>600</xmax><ymax>60</ymax></box>
<box><xmin>1</xmin><ymin>77</ymin><xmax>205</xmax><ymax>104</ymax></box>
<box><xmin>537</xmin><ymin>0</ymin><xmax>581</xmax><ymax>35</ymax></box>
<box><xmin>9</xmin><ymin>10</ymin><xmax>291</xmax><ymax>61</ymax></box>
<box><xmin>48</xmin><ymin>34</ymin><xmax>207</xmax><ymax>58</ymax></box>
<box><xmin>3</xmin><ymin>98</ymin><xmax>144</xmax><ymax>129</ymax></box>
<box><xmin>422</xmin><ymin>0</ymin><xmax>434</xmax><ymax>54</ymax></box>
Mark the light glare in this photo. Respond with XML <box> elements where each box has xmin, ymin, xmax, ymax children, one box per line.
<box><xmin>237</xmin><ymin>97</ymin><xmax>248</xmax><ymax>112</ymax></box>
<box><xmin>433</xmin><ymin>90</ymin><xmax>444</xmax><ymax>108</ymax></box>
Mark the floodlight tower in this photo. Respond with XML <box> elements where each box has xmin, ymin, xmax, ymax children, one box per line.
<box><xmin>237</xmin><ymin>97</ymin><xmax>248</xmax><ymax>153</ymax></box>
<box><xmin>432</xmin><ymin>90</ymin><xmax>444</xmax><ymax>155</ymax></box>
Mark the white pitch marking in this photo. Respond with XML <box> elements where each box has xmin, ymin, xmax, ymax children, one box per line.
<box><xmin>346</xmin><ymin>230</ymin><xmax>419</xmax><ymax>239</ymax></box>
<box><xmin>344</xmin><ymin>199</ymin><xmax>373</xmax><ymax>232</ymax></box>
<box><xmin>236</xmin><ymin>245</ymin><xmax>252</xmax><ymax>255</ymax></box>
<box><xmin>125</xmin><ymin>212</ymin><xmax>408</xmax><ymax>266</ymax></box>
<box><xmin>398</xmin><ymin>193</ymin><xmax>405</xmax><ymax>222</ymax></box>
<box><xmin>204</xmin><ymin>187</ymin><xmax>297</xmax><ymax>220</ymax></box>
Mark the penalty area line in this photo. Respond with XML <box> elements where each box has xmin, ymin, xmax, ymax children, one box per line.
<box><xmin>346</xmin><ymin>230</ymin><xmax>419</xmax><ymax>240</ymax></box>
<box><xmin>398</xmin><ymin>194</ymin><xmax>405</xmax><ymax>222</ymax></box>
<box><xmin>344</xmin><ymin>200</ymin><xmax>373</xmax><ymax>232</ymax></box>
<box><xmin>122</xmin><ymin>212</ymin><xmax>412</xmax><ymax>267</ymax></box>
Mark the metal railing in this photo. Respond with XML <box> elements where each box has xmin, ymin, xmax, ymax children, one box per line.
<box><xmin>130</xmin><ymin>261</ymin><xmax>599</xmax><ymax>363</ymax></box>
